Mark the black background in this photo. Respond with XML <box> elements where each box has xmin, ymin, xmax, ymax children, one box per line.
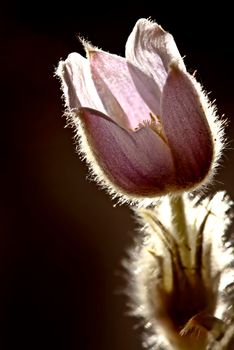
<box><xmin>1</xmin><ymin>2</ymin><xmax>234</xmax><ymax>349</ymax></box>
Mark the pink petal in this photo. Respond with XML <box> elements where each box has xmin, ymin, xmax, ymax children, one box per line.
<box><xmin>88</xmin><ymin>49</ymin><xmax>153</xmax><ymax>131</ymax></box>
<box><xmin>126</xmin><ymin>61</ymin><xmax>162</xmax><ymax>118</ymax></box>
<box><xmin>79</xmin><ymin>107</ymin><xmax>176</xmax><ymax>196</ymax></box>
<box><xmin>161</xmin><ymin>65</ymin><xmax>213</xmax><ymax>186</ymax></box>
<box><xmin>126</xmin><ymin>19</ymin><xmax>185</xmax><ymax>89</ymax></box>
<box><xmin>56</xmin><ymin>53</ymin><xmax>105</xmax><ymax>112</ymax></box>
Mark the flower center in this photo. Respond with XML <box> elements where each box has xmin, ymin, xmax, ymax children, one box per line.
<box><xmin>149</xmin><ymin>112</ymin><xmax>168</xmax><ymax>144</ymax></box>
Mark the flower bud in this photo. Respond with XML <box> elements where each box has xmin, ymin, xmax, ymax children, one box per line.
<box><xmin>56</xmin><ymin>18</ymin><xmax>224</xmax><ymax>203</ymax></box>
<box><xmin>124</xmin><ymin>192</ymin><xmax>234</xmax><ymax>349</ymax></box>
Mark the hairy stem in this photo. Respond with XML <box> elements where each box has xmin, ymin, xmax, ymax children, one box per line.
<box><xmin>170</xmin><ymin>195</ymin><xmax>191</xmax><ymax>268</ymax></box>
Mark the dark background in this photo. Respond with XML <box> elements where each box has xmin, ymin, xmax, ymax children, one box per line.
<box><xmin>1</xmin><ymin>2</ymin><xmax>234</xmax><ymax>349</ymax></box>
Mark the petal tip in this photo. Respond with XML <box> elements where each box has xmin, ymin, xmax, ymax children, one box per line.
<box><xmin>168</xmin><ymin>60</ymin><xmax>186</xmax><ymax>74</ymax></box>
<box><xmin>80</xmin><ymin>39</ymin><xmax>100</xmax><ymax>60</ymax></box>
<box><xmin>134</xmin><ymin>17</ymin><xmax>165</xmax><ymax>36</ymax></box>
<box><xmin>168</xmin><ymin>61</ymin><xmax>180</xmax><ymax>73</ymax></box>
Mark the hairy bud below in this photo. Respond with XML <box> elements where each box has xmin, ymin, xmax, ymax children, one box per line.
<box><xmin>124</xmin><ymin>192</ymin><xmax>234</xmax><ymax>349</ymax></box>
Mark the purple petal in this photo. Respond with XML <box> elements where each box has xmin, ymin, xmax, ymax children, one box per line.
<box><xmin>126</xmin><ymin>18</ymin><xmax>185</xmax><ymax>85</ymax></box>
<box><xmin>88</xmin><ymin>49</ymin><xmax>153</xmax><ymax>131</ymax></box>
<box><xmin>79</xmin><ymin>107</ymin><xmax>176</xmax><ymax>196</ymax></box>
<box><xmin>161</xmin><ymin>65</ymin><xmax>213</xmax><ymax>186</ymax></box>
<box><xmin>57</xmin><ymin>53</ymin><xmax>105</xmax><ymax>112</ymax></box>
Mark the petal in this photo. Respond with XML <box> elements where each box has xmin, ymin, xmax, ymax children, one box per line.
<box><xmin>126</xmin><ymin>61</ymin><xmax>162</xmax><ymax>117</ymax></box>
<box><xmin>56</xmin><ymin>52</ymin><xmax>105</xmax><ymax>111</ymax></box>
<box><xmin>161</xmin><ymin>64</ymin><xmax>213</xmax><ymax>187</ymax></box>
<box><xmin>88</xmin><ymin>49</ymin><xmax>153</xmax><ymax>131</ymax></box>
<box><xmin>126</xmin><ymin>18</ymin><xmax>185</xmax><ymax>86</ymax></box>
<box><xmin>79</xmin><ymin>107</ymin><xmax>176</xmax><ymax>197</ymax></box>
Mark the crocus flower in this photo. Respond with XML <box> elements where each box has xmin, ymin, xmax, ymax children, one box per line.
<box><xmin>56</xmin><ymin>18</ymin><xmax>223</xmax><ymax>202</ymax></box>
<box><xmin>125</xmin><ymin>192</ymin><xmax>234</xmax><ymax>350</ymax></box>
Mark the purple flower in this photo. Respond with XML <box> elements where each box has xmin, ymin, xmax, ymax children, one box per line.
<box><xmin>56</xmin><ymin>18</ymin><xmax>223</xmax><ymax>201</ymax></box>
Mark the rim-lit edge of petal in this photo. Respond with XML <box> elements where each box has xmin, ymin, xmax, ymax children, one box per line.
<box><xmin>184</xmin><ymin>69</ymin><xmax>226</xmax><ymax>193</ymax></box>
<box><xmin>56</xmin><ymin>52</ymin><xmax>106</xmax><ymax>112</ymax></box>
<box><xmin>161</xmin><ymin>63</ymin><xmax>226</xmax><ymax>195</ymax></box>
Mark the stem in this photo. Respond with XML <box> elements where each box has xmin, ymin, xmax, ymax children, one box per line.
<box><xmin>170</xmin><ymin>195</ymin><xmax>190</xmax><ymax>268</ymax></box>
